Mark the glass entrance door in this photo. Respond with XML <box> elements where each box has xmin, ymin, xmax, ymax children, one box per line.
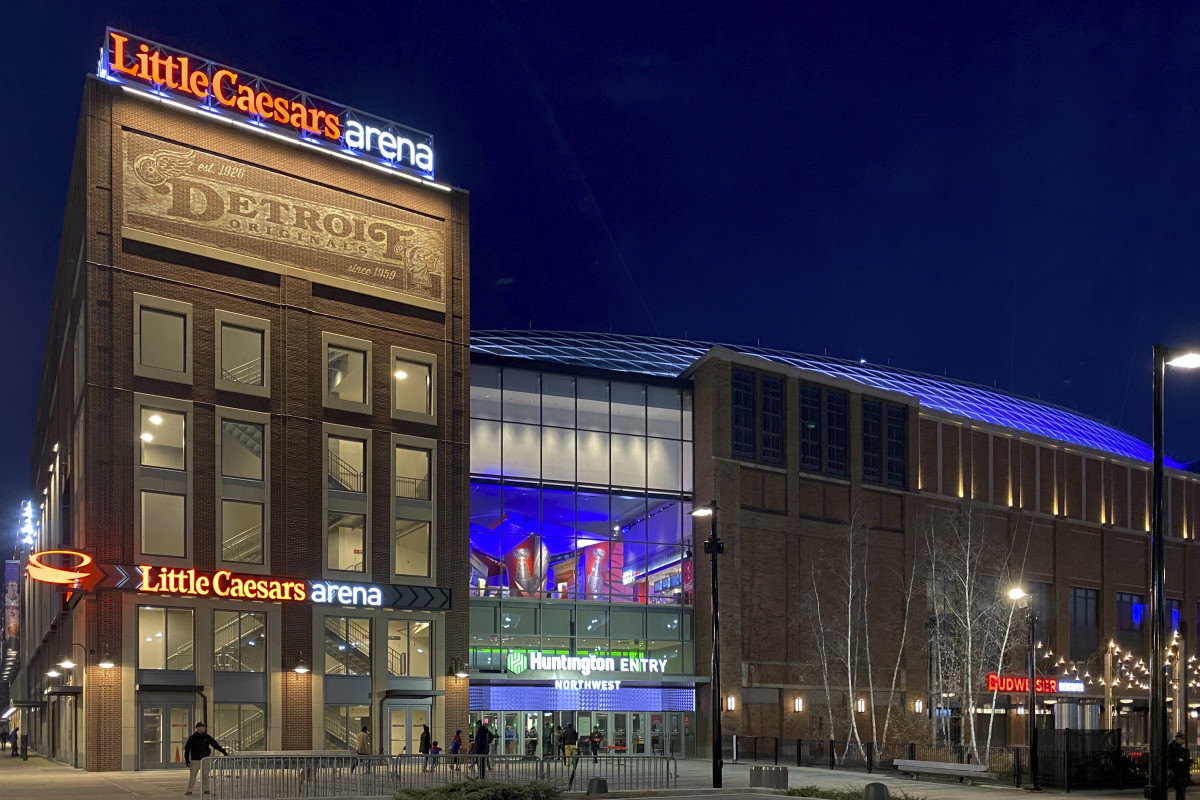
<box><xmin>140</xmin><ymin>704</ymin><xmax>192</xmax><ymax>769</ymax></box>
<box><xmin>387</xmin><ymin>705</ymin><xmax>430</xmax><ymax>755</ymax></box>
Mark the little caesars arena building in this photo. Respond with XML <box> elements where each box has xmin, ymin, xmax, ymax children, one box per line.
<box><xmin>13</xmin><ymin>29</ymin><xmax>470</xmax><ymax>770</ymax></box>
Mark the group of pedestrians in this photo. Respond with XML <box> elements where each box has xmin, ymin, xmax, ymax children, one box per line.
<box><xmin>554</xmin><ymin>723</ymin><xmax>604</xmax><ymax>764</ymax></box>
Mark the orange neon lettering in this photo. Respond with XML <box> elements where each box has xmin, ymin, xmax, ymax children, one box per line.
<box><xmin>213</xmin><ymin>70</ymin><xmax>238</xmax><ymax>106</ymax></box>
<box><xmin>254</xmin><ymin>91</ymin><xmax>273</xmax><ymax>119</ymax></box>
<box><xmin>136</xmin><ymin>44</ymin><xmax>151</xmax><ymax>78</ymax></box>
<box><xmin>195</xmin><ymin>575</ymin><xmax>210</xmax><ymax>594</ymax></box>
<box><xmin>323</xmin><ymin>114</ymin><xmax>340</xmax><ymax>141</ymax></box>
<box><xmin>213</xmin><ymin>569</ymin><xmax>231</xmax><ymax>596</ymax></box>
<box><xmin>109</xmin><ymin>33</ymin><xmax>140</xmax><ymax>76</ymax></box>
<box><xmin>189</xmin><ymin>69</ymin><xmax>208</xmax><ymax>98</ymax></box>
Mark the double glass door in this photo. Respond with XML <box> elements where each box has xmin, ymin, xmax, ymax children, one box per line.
<box><xmin>140</xmin><ymin>704</ymin><xmax>193</xmax><ymax>769</ymax></box>
<box><xmin>387</xmin><ymin>705</ymin><xmax>430</xmax><ymax>755</ymax></box>
<box><xmin>469</xmin><ymin>710</ymin><xmax>694</xmax><ymax>757</ymax></box>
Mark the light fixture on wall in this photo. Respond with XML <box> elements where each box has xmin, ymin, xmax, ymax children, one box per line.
<box><xmin>293</xmin><ymin>652</ymin><xmax>310</xmax><ymax>674</ymax></box>
<box><xmin>97</xmin><ymin>652</ymin><xmax>115</xmax><ymax>669</ymax></box>
<box><xmin>793</xmin><ymin>697</ymin><xmax>804</xmax><ymax>713</ymax></box>
<box><xmin>856</xmin><ymin>698</ymin><xmax>866</xmax><ymax>714</ymax></box>
<box><xmin>726</xmin><ymin>695</ymin><xmax>735</xmax><ymax>711</ymax></box>
<box><xmin>449</xmin><ymin>658</ymin><xmax>469</xmax><ymax>679</ymax></box>
<box><xmin>913</xmin><ymin>699</ymin><xmax>924</xmax><ymax>714</ymax></box>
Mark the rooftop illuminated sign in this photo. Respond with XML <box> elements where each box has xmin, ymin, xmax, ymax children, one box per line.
<box><xmin>100</xmin><ymin>29</ymin><xmax>436</xmax><ymax>181</ymax></box>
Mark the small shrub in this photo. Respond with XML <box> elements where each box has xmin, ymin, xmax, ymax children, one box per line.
<box><xmin>784</xmin><ymin>787</ymin><xmax>927</xmax><ymax>800</ymax></box>
<box><xmin>397</xmin><ymin>779</ymin><xmax>561</xmax><ymax>800</ymax></box>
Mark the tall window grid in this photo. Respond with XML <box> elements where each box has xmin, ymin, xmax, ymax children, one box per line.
<box><xmin>731</xmin><ymin>369</ymin><xmax>756</xmax><ymax>460</ymax></box>
<box><xmin>825</xmin><ymin>390</ymin><xmax>847</xmax><ymax>477</ymax></box>
<box><xmin>862</xmin><ymin>399</ymin><xmax>882</xmax><ymax>483</ymax></box>
<box><xmin>1069</xmin><ymin>586</ymin><xmax>1098</xmax><ymax>662</ymax></box>
<box><xmin>759</xmin><ymin>375</ymin><xmax>784</xmax><ymax>465</ymax></box>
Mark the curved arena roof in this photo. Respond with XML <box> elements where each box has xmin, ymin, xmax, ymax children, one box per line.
<box><xmin>471</xmin><ymin>330</ymin><xmax>1169</xmax><ymax>466</ymax></box>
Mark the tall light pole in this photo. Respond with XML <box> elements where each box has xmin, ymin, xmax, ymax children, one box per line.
<box><xmin>1008</xmin><ymin>587</ymin><xmax>1041</xmax><ymax>791</ymax></box>
<box><xmin>692</xmin><ymin>502</ymin><xmax>724</xmax><ymax>788</ymax></box>
<box><xmin>1149</xmin><ymin>345</ymin><xmax>1200</xmax><ymax>800</ymax></box>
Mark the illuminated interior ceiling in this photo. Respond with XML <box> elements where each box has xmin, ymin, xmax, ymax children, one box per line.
<box><xmin>472</xmin><ymin>330</ymin><xmax>1172</xmax><ymax>467</ymax></box>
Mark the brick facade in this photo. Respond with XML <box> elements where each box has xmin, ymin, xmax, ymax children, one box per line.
<box><xmin>21</xmin><ymin>76</ymin><xmax>469</xmax><ymax>769</ymax></box>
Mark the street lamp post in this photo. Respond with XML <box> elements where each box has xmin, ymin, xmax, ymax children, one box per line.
<box><xmin>1008</xmin><ymin>588</ymin><xmax>1041</xmax><ymax>791</ymax></box>
<box><xmin>692</xmin><ymin>502</ymin><xmax>724</xmax><ymax>788</ymax></box>
<box><xmin>1149</xmin><ymin>345</ymin><xmax>1200</xmax><ymax>800</ymax></box>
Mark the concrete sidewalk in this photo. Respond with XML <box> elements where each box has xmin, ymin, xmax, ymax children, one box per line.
<box><xmin>0</xmin><ymin>748</ymin><xmax>1151</xmax><ymax>800</ymax></box>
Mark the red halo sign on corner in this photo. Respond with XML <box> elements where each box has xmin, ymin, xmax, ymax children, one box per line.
<box><xmin>26</xmin><ymin>549</ymin><xmax>104</xmax><ymax>592</ymax></box>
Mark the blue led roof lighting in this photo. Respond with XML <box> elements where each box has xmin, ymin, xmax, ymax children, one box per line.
<box><xmin>472</xmin><ymin>330</ymin><xmax>1174</xmax><ymax>467</ymax></box>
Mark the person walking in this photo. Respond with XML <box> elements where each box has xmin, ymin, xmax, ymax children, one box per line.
<box><xmin>8</xmin><ymin>726</ymin><xmax>18</xmax><ymax>757</ymax></box>
<box><xmin>419</xmin><ymin>723</ymin><xmax>432</xmax><ymax>771</ymax></box>
<box><xmin>449</xmin><ymin>729</ymin><xmax>463</xmax><ymax>770</ymax></box>
<box><xmin>563</xmin><ymin>723</ymin><xmax>579</xmax><ymax>766</ymax></box>
<box><xmin>555</xmin><ymin>725</ymin><xmax>565</xmax><ymax>760</ymax></box>
<box><xmin>351</xmin><ymin>726</ymin><xmax>369</xmax><ymax>772</ymax></box>
<box><xmin>589</xmin><ymin>726</ymin><xmax>603</xmax><ymax>764</ymax></box>
<box><xmin>472</xmin><ymin>720</ymin><xmax>494</xmax><ymax>780</ymax></box>
<box><xmin>183</xmin><ymin>721</ymin><xmax>228</xmax><ymax>796</ymax></box>
<box><xmin>1170</xmin><ymin>730</ymin><xmax>1192</xmax><ymax>800</ymax></box>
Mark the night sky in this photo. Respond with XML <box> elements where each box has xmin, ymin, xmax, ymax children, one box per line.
<box><xmin>4</xmin><ymin>2</ymin><xmax>1200</xmax><ymax>545</ymax></box>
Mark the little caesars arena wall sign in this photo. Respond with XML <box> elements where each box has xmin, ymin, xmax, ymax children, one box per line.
<box><xmin>121</xmin><ymin>130</ymin><xmax>447</xmax><ymax>310</ymax></box>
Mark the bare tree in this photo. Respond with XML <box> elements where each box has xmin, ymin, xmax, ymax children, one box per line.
<box><xmin>924</xmin><ymin>500</ymin><xmax>1031</xmax><ymax>763</ymax></box>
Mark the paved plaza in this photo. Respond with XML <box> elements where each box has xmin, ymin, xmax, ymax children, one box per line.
<box><xmin>0</xmin><ymin>748</ymin><xmax>1153</xmax><ymax>799</ymax></box>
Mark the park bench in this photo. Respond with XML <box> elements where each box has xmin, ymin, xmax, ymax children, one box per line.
<box><xmin>893</xmin><ymin>759</ymin><xmax>997</xmax><ymax>785</ymax></box>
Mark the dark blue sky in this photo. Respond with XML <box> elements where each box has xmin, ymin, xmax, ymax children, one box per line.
<box><xmin>4</xmin><ymin>1</ymin><xmax>1200</xmax><ymax>540</ymax></box>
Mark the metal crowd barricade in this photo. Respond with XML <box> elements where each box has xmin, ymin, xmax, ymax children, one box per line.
<box><xmin>205</xmin><ymin>751</ymin><xmax>676</xmax><ymax>798</ymax></box>
<box><xmin>540</xmin><ymin>754</ymin><xmax>678</xmax><ymax>792</ymax></box>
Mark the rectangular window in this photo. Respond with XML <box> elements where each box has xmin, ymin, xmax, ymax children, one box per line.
<box><xmin>760</xmin><ymin>375</ymin><xmax>784</xmax><ymax>465</ymax></box>
<box><xmin>328</xmin><ymin>436</ymin><xmax>366</xmax><ymax>493</ymax></box>
<box><xmin>220</xmin><ymin>324</ymin><xmax>264</xmax><ymax>386</ymax></box>
<box><xmin>826</xmin><ymin>390</ymin><xmax>847</xmax><ymax>477</ymax></box>
<box><xmin>1069</xmin><ymin>586</ymin><xmax>1099</xmax><ymax>661</ymax></box>
<box><xmin>387</xmin><ymin>620</ymin><xmax>433</xmax><ymax>677</ymax></box>
<box><xmin>391</xmin><ymin>346</ymin><xmax>437</xmax><ymax>422</ymax></box>
<box><xmin>1030</xmin><ymin>580</ymin><xmax>1055</xmax><ymax>647</ymax></box>
<box><xmin>323</xmin><ymin>333</ymin><xmax>373</xmax><ymax>412</ymax></box>
<box><xmin>393</xmin><ymin>359</ymin><xmax>431</xmax><ymax>414</ymax></box>
<box><xmin>886</xmin><ymin>405</ymin><xmax>907</xmax><ymax>488</ymax></box>
<box><xmin>324</xmin><ymin>705</ymin><xmax>370</xmax><ymax>750</ymax></box>
<box><xmin>327</xmin><ymin>512</ymin><xmax>366</xmax><ymax>572</ymax></box>
<box><xmin>213</xmin><ymin>703</ymin><xmax>266</xmax><ymax>752</ymax></box>
<box><xmin>138</xmin><ymin>606</ymin><xmax>193</xmax><ymax>670</ymax></box>
<box><xmin>799</xmin><ymin>385</ymin><xmax>821</xmax><ymax>471</ymax></box>
<box><xmin>1169</xmin><ymin>598</ymin><xmax>1181</xmax><ymax>633</ymax></box>
<box><xmin>395</xmin><ymin>446</ymin><xmax>431</xmax><ymax>500</ymax></box>
<box><xmin>140</xmin><ymin>308</ymin><xmax>186</xmax><ymax>373</ymax></box>
<box><xmin>141</xmin><ymin>491</ymin><xmax>186</xmax><ymax>557</ymax></box>
<box><xmin>1115</xmin><ymin>591</ymin><xmax>1144</xmax><ymax>652</ymax></box>
<box><xmin>221</xmin><ymin>500</ymin><xmax>264</xmax><ymax>564</ymax></box>
<box><xmin>394</xmin><ymin>520</ymin><xmax>431</xmax><ymax>577</ymax></box>
<box><xmin>732</xmin><ymin>369</ymin><xmax>755</xmax><ymax>459</ymax></box>
<box><xmin>214</xmin><ymin>611</ymin><xmax>265</xmax><ymax>672</ymax></box>
<box><xmin>862</xmin><ymin>399</ymin><xmax>882</xmax><ymax>483</ymax></box>
<box><xmin>221</xmin><ymin>420</ymin><xmax>264</xmax><ymax>480</ymax></box>
<box><xmin>324</xmin><ymin>617</ymin><xmax>371</xmax><ymax>675</ymax></box>
<box><xmin>134</xmin><ymin>294</ymin><xmax>192</xmax><ymax>383</ymax></box>
<box><xmin>141</xmin><ymin>409</ymin><xmax>186</xmax><ymax>470</ymax></box>
<box><xmin>73</xmin><ymin>313</ymin><xmax>85</xmax><ymax>406</ymax></box>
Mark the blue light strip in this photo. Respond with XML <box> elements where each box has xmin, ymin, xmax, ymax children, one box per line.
<box><xmin>471</xmin><ymin>330</ymin><xmax>1172</xmax><ymax>466</ymax></box>
<box><xmin>469</xmin><ymin>683</ymin><xmax>696</xmax><ymax>712</ymax></box>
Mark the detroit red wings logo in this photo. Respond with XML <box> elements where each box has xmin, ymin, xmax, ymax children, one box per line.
<box><xmin>133</xmin><ymin>148</ymin><xmax>195</xmax><ymax>194</ymax></box>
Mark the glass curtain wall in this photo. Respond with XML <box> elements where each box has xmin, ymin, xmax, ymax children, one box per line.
<box><xmin>469</xmin><ymin>366</ymin><xmax>693</xmax><ymax>605</ymax></box>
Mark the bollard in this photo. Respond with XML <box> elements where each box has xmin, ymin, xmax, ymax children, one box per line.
<box><xmin>862</xmin><ymin>782</ymin><xmax>890</xmax><ymax>800</ymax></box>
<box><xmin>587</xmin><ymin>777</ymin><xmax>608</xmax><ymax>794</ymax></box>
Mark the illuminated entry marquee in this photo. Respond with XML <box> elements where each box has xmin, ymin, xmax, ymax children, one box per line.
<box><xmin>102</xmin><ymin>29</ymin><xmax>435</xmax><ymax>179</ymax></box>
